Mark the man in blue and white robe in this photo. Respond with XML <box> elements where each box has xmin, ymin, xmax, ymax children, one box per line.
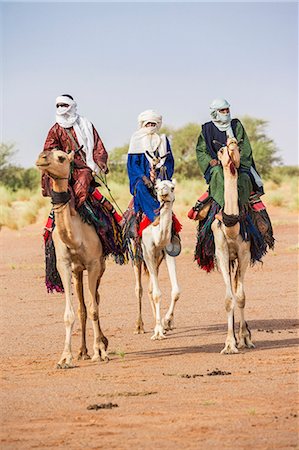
<box><xmin>127</xmin><ymin>110</ymin><xmax>174</xmax><ymax>223</ymax></box>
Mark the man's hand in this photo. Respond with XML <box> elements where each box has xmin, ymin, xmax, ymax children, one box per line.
<box><xmin>209</xmin><ymin>159</ymin><xmax>220</xmax><ymax>167</ymax></box>
<box><xmin>98</xmin><ymin>162</ymin><xmax>109</xmax><ymax>174</ymax></box>
<box><xmin>142</xmin><ymin>175</ymin><xmax>153</xmax><ymax>189</ymax></box>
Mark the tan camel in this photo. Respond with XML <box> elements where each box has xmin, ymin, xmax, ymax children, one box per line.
<box><xmin>134</xmin><ymin>179</ymin><xmax>181</xmax><ymax>340</ymax></box>
<box><xmin>36</xmin><ymin>149</ymin><xmax>109</xmax><ymax>368</ymax></box>
<box><xmin>211</xmin><ymin>138</ymin><xmax>255</xmax><ymax>354</ymax></box>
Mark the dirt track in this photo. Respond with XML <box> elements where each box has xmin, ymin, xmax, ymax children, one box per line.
<box><xmin>0</xmin><ymin>207</ymin><xmax>298</xmax><ymax>450</ymax></box>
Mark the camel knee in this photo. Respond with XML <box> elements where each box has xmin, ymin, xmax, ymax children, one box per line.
<box><xmin>237</xmin><ymin>296</ymin><xmax>246</xmax><ymax>309</ymax></box>
<box><xmin>152</xmin><ymin>289</ymin><xmax>162</xmax><ymax>303</ymax></box>
<box><xmin>172</xmin><ymin>288</ymin><xmax>180</xmax><ymax>302</ymax></box>
<box><xmin>88</xmin><ymin>307</ymin><xmax>98</xmax><ymax>321</ymax></box>
<box><xmin>64</xmin><ymin>311</ymin><xmax>75</xmax><ymax>326</ymax></box>
<box><xmin>225</xmin><ymin>297</ymin><xmax>234</xmax><ymax>312</ymax></box>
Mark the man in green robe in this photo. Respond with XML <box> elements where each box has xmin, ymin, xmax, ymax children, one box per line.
<box><xmin>195</xmin><ymin>98</ymin><xmax>263</xmax><ymax>208</ymax></box>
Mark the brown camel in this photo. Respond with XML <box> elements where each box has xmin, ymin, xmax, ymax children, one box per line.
<box><xmin>211</xmin><ymin>138</ymin><xmax>255</xmax><ymax>354</ymax></box>
<box><xmin>36</xmin><ymin>149</ymin><xmax>108</xmax><ymax>368</ymax></box>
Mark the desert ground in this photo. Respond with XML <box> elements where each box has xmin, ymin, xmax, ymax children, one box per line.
<box><xmin>0</xmin><ymin>207</ymin><xmax>298</xmax><ymax>450</ymax></box>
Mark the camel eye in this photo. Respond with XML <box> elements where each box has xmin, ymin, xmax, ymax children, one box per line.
<box><xmin>58</xmin><ymin>156</ymin><xmax>66</xmax><ymax>163</ymax></box>
<box><xmin>171</xmin><ymin>187</ymin><xmax>174</xmax><ymax>192</ymax></box>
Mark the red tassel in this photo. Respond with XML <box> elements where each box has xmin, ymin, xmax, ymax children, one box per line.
<box><xmin>92</xmin><ymin>188</ymin><xmax>122</xmax><ymax>223</ymax></box>
<box><xmin>138</xmin><ymin>214</ymin><xmax>182</xmax><ymax>237</ymax></box>
<box><xmin>172</xmin><ymin>214</ymin><xmax>182</xmax><ymax>233</ymax></box>
<box><xmin>113</xmin><ymin>211</ymin><xmax>123</xmax><ymax>223</ymax></box>
<box><xmin>92</xmin><ymin>189</ymin><xmax>104</xmax><ymax>201</ymax></box>
<box><xmin>138</xmin><ymin>216</ymin><xmax>152</xmax><ymax>236</ymax></box>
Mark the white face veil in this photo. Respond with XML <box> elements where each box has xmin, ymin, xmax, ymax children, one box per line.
<box><xmin>128</xmin><ymin>109</ymin><xmax>167</xmax><ymax>168</ymax></box>
<box><xmin>55</xmin><ymin>95</ymin><xmax>78</xmax><ymax>128</ymax></box>
<box><xmin>209</xmin><ymin>98</ymin><xmax>234</xmax><ymax>136</ymax></box>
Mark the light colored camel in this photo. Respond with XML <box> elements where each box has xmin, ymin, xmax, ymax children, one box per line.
<box><xmin>134</xmin><ymin>179</ymin><xmax>181</xmax><ymax>340</ymax></box>
<box><xmin>211</xmin><ymin>138</ymin><xmax>255</xmax><ymax>354</ymax></box>
<box><xmin>36</xmin><ymin>149</ymin><xmax>109</xmax><ymax>368</ymax></box>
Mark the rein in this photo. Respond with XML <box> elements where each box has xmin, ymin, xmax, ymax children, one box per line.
<box><xmin>154</xmin><ymin>198</ymin><xmax>172</xmax><ymax>215</ymax></box>
<box><xmin>94</xmin><ymin>171</ymin><xmax>125</xmax><ymax>217</ymax></box>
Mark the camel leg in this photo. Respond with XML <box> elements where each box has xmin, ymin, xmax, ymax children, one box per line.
<box><xmin>151</xmin><ymin>271</ymin><xmax>165</xmax><ymax>340</ymax></box>
<box><xmin>55</xmin><ymin>245</ymin><xmax>76</xmax><ymax>369</ymax></box>
<box><xmin>147</xmin><ymin>270</ymin><xmax>156</xmax><ymax>319</ymax></box>
<box><xmin>86</xmin><ymin>262</ymin><xmax>109</xmax><ymax>362</ymax></box>
<box><xmin>73</xmin><ymin>272</ymin><xmax>90</xmax><ymax>360</ymax></box>
<box><xmin>163</xmin><ymin>254</ymin><xmax>180</xmax><ymax>331</ymax></box>
<box><xmin>236</xmin><ymin>250</ymin><xmax>255</xmax><ymax>349</ymax></box>
<box><xmin>133</xmin><ymin>262</ymin><xmax>145</xmax><ymax>334</ymax></box>
<box><xmin>213</xmin><ymin>230</ymin><xmax>238</xmax><ymax>354</ymax></box>
<box><xmin>142</xmin><ymin>249</ymin><xmax>165</xmax><ymax>340</ymax></box>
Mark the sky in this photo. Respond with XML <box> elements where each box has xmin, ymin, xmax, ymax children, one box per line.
<box><xmin>0</xmin><ymin>1</ymin><xmax>298</xmax><ymax>168</ymax></box>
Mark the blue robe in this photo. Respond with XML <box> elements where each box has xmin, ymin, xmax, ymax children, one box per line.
<box><xmin>127</xmin><ymin>137</ymin><xmax>174</xmax><ymax>222</ymax></box>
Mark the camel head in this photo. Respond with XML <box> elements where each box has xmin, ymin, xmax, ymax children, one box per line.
<box><xmin>217</xmin><ymin>138</ymin><xmax>240</xmax><ymax>175</ymax></box>
<box><xmin>36</xmin><ymin>149</ymin><xmax>74</xmax><ymax>179</ymax></box>
<box><xmin>155</xmin><ymin>179</ymin><xmax>175</xmax><ymax>204</ymax></box>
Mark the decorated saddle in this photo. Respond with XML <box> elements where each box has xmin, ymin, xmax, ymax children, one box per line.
<box><xmin>44</xmin><ymin>193</ymin><xmax>127</xmax><ymax>293</ymax></box>
<box><xmin>193</xmin><ymin>195</ymin><xmax>275</xmax><ymax>273</ymax></box>
<box><xmin>121</xmin><ymin>198</ymin><xmax>182</xmax><ymax>263</ymax></box>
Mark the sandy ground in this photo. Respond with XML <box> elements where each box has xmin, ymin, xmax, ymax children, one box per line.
<box><xmin>0</xmin><ymin>207</ymin><xmax>298</xmax><ymax>450</ymax></box>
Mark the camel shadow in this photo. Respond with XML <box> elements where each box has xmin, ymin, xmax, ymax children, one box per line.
<box><xmin>126</xmin><ymin>319</ymin><xmax>298</xmax><ymax>360</ymax></box>
<box><xmin>126</xmin><ymin>337</ymin><xmax>298</xmax><ymax>361</ymax></box>
<box><xmin>152</xmin><ymin>319</ymin><xmax>298</xmax><ymax>342</ymax></box>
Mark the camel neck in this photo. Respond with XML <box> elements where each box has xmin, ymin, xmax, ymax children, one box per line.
<box><xmin>52</xmin><ymin>179</ymin><xmax>81</xmax><ymax>248</ymax></box>
<box><xmin>52</xmin><ymin>179</ymin><xmax>69</xmax><ymax>193</ymax></box>
<box><xmin>223</xmin><ymin>168</ymin><xmax>239</xmax><ymax>216</ymax></box>
<box><xmin>156</xmin><ymin>201</ymin><xmax>173</xmax><ymax>246</ymax></box>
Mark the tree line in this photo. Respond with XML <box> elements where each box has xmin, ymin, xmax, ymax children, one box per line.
<box><xmin>0</xmin><ymin>116</ymin><xmax>297</xmax><ymax>191</ymax></box>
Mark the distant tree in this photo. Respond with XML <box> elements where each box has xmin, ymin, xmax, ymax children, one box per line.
<box><xmin>0</xmin><ymin>143</ymin><xmax>17</xmax><ymax>169</ymax></box>
<box><xmin>108</xmin><ymin>144</ymin><xmax>129</xmax><ymax>183</ymax></box>
<box><xmin>241</xmin><ymin>116</ymin><xmax>282</xmax><ymax>178</ymax></box>
<box><xmin>0</xmin><ymin>143</ymin><xmax>40</xmax><ymax>191</ymax></box>
<box><xmin>164</xmin><ymin>123</ymin><xmax>201</xmax><ymax>179</ymax></box>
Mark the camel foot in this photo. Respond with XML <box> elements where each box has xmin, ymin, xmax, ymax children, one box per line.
<box><xmin>151</xmin><ymin>325</ymin><xmax>166</xmax><ymax>340</ymax></box>
<box><xmin>238</xmin><ymin>338</ymin><xmax>255</xmax><ymax>349</ymax></box>
<box><xmin>134</xmin><ymin>322</ymin><xmax>145</xmax><ymax>334</ymax></box>
<box><xmin>162</xmin><ymin>317</ymin><xmax>174</xmax><ymax>331</ymax></box>
<box><xmin>91</xmin><ymin>350</ymin><xmax>110</xmax><ymax>363</ymax></box>
<box><xmin>77</xmin><ymin>351</ymin><xmax>91</xmax><ymax>360</ymax></box>
<box><xmin>56</xmin><ymin>357</ymin><xmax>75</xmax><ymax>369</ymax></box>
<box><xmin>220</xmin><ymin>345</ymin><xmax>239</xmax><ymax>355</ymax></box>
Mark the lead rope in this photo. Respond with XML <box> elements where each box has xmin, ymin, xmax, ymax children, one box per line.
<box><xmin>94</xmin><ymin>171</ymin><xmax>125</xmax><ymax>217</ymax></box>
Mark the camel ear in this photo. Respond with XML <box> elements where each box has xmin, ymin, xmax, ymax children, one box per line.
<box><xmin>155</xmin><ymin>178</ymin><xmax>162</xmax><ymax>187</ymax></box>
<box><xmin>68</xmin><ymin>151</ymin><xmax>75</xmax><ymax>162</ymax></box>
<box><xmin>172</xmin><ymin>178</ymin><xmax>176</xmax><ymax>186</ymax></box>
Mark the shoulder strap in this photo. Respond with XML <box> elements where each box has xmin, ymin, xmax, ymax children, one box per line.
<box><xmin>66</xmin><ymin>128</ymin><xmax>79</xmax><ymax>150</ymax></box>
<box><xmin>65</xmin><ymin>128</ymin><xmax>87</xmax><ymax>164</ymax></box>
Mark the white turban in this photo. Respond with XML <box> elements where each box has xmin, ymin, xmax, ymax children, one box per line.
<box><xmin>137</xmin><ymin>109</ymin><xmax>162</xmax><ymax>130</ymax></box>
<box><xmin>209</xmin><ymin>98</ymin><xmax>233</xmax><ymax>136</ymax></box>
<box><xmin>55</xmin><ymin>95</ymin><xmax>78</xmax><ymax>128</ymax></box>
<box><xmin>128</xmin><ymin>109</ymin><xmax>167</xmax><ymax>168</ymax></box>
<box><xmin>209</xmin><ymin>98</ymin><xmax>230</xmax><ymax>119</ymax></box>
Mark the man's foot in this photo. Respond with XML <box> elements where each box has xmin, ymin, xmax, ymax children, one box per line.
<box><xmin>152</xmin><ymin>216</ymin><xmax>160</xmax><ymax>227</ymax></box>
<box><xmin>215</xmin><ymin>211</ymin><xmax>223</xmax><ymax>222</ymax></box>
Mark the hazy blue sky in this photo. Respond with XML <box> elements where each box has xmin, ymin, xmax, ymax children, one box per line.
<box><xmin>0</xmin><ymin>1</ymin><xmax>298</xmax><ymax>168</ymax></box>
